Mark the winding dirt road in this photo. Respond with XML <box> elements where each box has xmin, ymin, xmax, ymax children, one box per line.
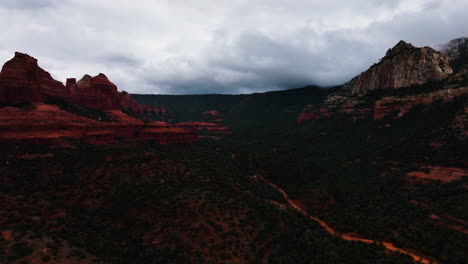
<box><xmin>261</xmin><ymin>177</ymin><xmax>437</xmax><ymax>264</ymax></box>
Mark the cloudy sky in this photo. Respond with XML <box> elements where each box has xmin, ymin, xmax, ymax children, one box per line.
<box><xmin>0</xmin><ymin>0</ymin><xmax>467</xmax><ymax>94</ymax></box>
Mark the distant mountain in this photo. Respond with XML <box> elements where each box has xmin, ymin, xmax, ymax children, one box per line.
<box><xmin>132</xmin><ymin>85</ymin><xmax>334</xmax><ymax>127</ymax></box>
<box><xmin>438</xmin><ymin>37</ymin><xmax>468</xmax><ymax>57</ymax></box>
<box><xmin>439</xmin><ymin>37</ymin><xmax>468</xmax><ymax>71</ymax></box>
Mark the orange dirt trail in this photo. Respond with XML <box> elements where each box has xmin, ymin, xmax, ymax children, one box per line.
<box><xmin>261</xmin><ymin>177</ymin><xmax>438</xmax><ymax>264</ymax></box>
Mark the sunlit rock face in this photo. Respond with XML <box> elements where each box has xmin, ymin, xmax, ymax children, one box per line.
<box><xmin>349</xmin><ymin>41</ymin><xmax>453</xmax><ymax>95</ymax></box>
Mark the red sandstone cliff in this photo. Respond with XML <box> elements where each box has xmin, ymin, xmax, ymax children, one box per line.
<box><xmin>0</xmin><ymin>52</ymin><xmax>166</xmax><ymax>118</ymax></box>
<box><xmin>0</xmin><ymin>52</ymin><xmax>196</xmax><ymax>145</ymax></box>
<box><xmin>0</xmin><ymin>52</ymin><xmax>62</xmax><ymax>104</ymax></box>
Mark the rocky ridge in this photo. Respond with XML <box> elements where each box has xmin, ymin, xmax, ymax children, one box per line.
<box><xmin>0</xmin><ymin>52</ymin><xmax>166</xmax><ymax>118</ymax></box>
<box><xmin>298</xmin><ymin>38</ymin><xmax>468</xmax><ymax>127</ymax></box>
<box><xmin>0</xmin><ymin>52</ymin><xmax>198</xmax><ymax>145</ymax></box>
<box><xmin>349</xmin><ymin>41</ymin><xmax>453</xmax><ymax>95</ymax></box>
<box><xmin>299</xmin><ymin>38</ymin><xmax>468</xmax><ymax>140</ymax></box>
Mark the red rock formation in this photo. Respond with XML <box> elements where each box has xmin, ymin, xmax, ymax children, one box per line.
<box><xmin>76</xmin><ymin>74</ymin><xmax>92</xmax><ymax>89</ymax></box>
<box><xmin>176</xmin><ymin>122</ymin><xmax>231</xmax><ymax>138</ymax></box>
<box><xmin>0</xmin><ymin>52</ymin><xmax>63</xmax><ymax>104</ymax></box>
<box><xmin>350</xmin><ymin>41</ymin><xmax>453</xmax><ymax>95</ymax></box>
<box><xmin>119</xmin><ymin>91</ymin><xmax>144</xmax><ymax>115</ymax></box>
<box><xmin>0</xmin><ymin>52</ymin><xmax>196</xmax><ymax>145</ymax></box>
<box><xmin>202</xmin><ymin>110</ymin><xmax>224</xmax><ymax>122</ymax></box>
<box><xmin>63</xmin><ymin>73</ymin><xmax>122</xmax><ymax>110</ymax></box>
<box><xmin>90</xmin><ymin>73</ymin><xmax>121</xmax><ymax>109</ymax></box>
<box><xmin>373</xmin><ymin>87</ymin><xmax>468</xmax><ymax>120</ymax></box>
<box><xmin>298</xmin><ymin>93</ymin><xmax>371</xmax><ymax>123</ymax></box>
<box><xmin>0</xmin><ymin>104</ymin><xmax>197</xmax><ymax>145</ymax></box>
<box><xmin>66</xmin><ymin>78</ymin><xmax>77</xmax><ymax>90</ymax></box>
<box><xmin>298</xmin><ymin>87</ymin><xmax>468</xmax><ymax>124</ymax></box>
<box><xmin>0</xmin><ymin>52</ymin><xmax>167</xmax><ymax>119</ymax></box>
<box><xmin>406</xmin><ymin>165</ymin><xmax>467</xmax><ymax>182</ymax></box>
<box><xmin>298</xmin><ymin>106</ymin><xmax>333</xmax><ymax>123</ymax></box>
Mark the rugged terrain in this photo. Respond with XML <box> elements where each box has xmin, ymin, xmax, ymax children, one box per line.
<box><xmin>134</xmin><ymin>38</ymin><xmax>468</xmax><ymax>263</ymax></box>
<box><xmin>1</xmin><ymin>38</ymin><xmax>467</xmax><ymax>264</ymax></box>
<box><xmin>0</xmin><ymin>53</ymin><xmax>232</xmax><ymax>145</ymax></box>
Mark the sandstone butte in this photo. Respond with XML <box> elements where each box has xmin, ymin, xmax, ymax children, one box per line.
<box><xmin>0</xmin><ymin>52</ymin><xmax>197</xmax><ymax>145</ymax></box>
<box><xmin>298</xmin><ymin>40</ymin><xmax>468</xmax><ymax>127</ymax></box>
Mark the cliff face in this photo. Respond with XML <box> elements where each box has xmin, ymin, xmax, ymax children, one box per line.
<box><xmin>0</xmin><ymin>52</ymin><xmax>62</xmax><ymax>104</ymax></box>
<box><xmin>0</xmin><ymin>52</ymin><xmax>196</xmax><ymax>146</ymax></box>
<box><xmin>350</xmin><ymin>41</ymin><xmax>453</xmax><ymax>95</ymax></box>
<box><xmin>299</xmin><ymin>38</ymin><xmax>468</xmax><ymax>140</ymax></box>
<box><xmin>0</xmin><ymin>52</ymin><xmax>165</xmax><ymax>118</ymax></box>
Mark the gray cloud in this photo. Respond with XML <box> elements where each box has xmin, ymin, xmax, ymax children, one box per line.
<box><xmin>0</xmin><ymin>0</ymin><xmax>59</xmax><ymax>9</ymax></box>
<box><xmin>0</xmin><ymin>0</ymin><xmax>467</xmax><ymax>94</ymax></box>
<box><xmin>101</xmin><ymin>54</ymin><xmax>141</xmax><ymax>67</ymax></box>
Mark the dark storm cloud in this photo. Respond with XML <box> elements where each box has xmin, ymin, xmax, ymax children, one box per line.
<box><xmin>0</xmin><ymin>0</ymin><xmax>467</xmax><ymax>94</ymax></box>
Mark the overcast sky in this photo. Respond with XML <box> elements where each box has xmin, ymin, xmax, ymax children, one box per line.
<box><xmin>0</xmin><ymin>0</ymin><xmax>467</xmax><ymax>94</ymax></box>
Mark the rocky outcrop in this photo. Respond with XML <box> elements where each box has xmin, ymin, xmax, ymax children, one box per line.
<box><xmin>373</xmin><ymin>87</ymin><xmax>468</xmax><ymax>120</ymax></box>
<box><xmin>0</xmin><ymin>52</ymin><xmax>196</xmax><ymax>145</ymax></box>
<box><xmin>298</xmin><ymin>93</ymin><xmax>371</xmax><ymax>123</ymax></box>
<box><xmin>299</xmin><ymin>38</ymin><xmax>468</xmax><ymax>126</ymax></box>
<box><xmin>0</xmin><ymin>52</ymin><xmax>63</xmax><ymax>104</ymax></box>
<box><xmin>176</xmin><ymin>122</ymin><xmax>231</xmax><ymax>139</ymax></box>
<box><xmin>299</xmin><ymin>87</ymin><xmax>468</xmax><ymax>123</ymax></box>
<box><xmin>0</xmin><ymin>52</ymin><xmax>166</xmax><ymax>119</ymax></box>
<box><xmin>350</xmin><ymin>41</ymin><xmax>453</xmax><ymax>95</ymax></box>
<box><xmin>0</xmin><ymin>104</ymin><xmax>197</xmax><ymax>145</ymax></box>
<box><xmin>298</xmin><ymin>106</ymin><xmax>334</xmax><ymax>123</ymax></box>
<box><xmin>76</xmin><ymin>74</ymin><xmax>92</xmax><ymax>89</ymax></box>
<box><xmin>406</xmin><ymin>165</ymin><xmax>467</xmax><ymax>183</ymax></box>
